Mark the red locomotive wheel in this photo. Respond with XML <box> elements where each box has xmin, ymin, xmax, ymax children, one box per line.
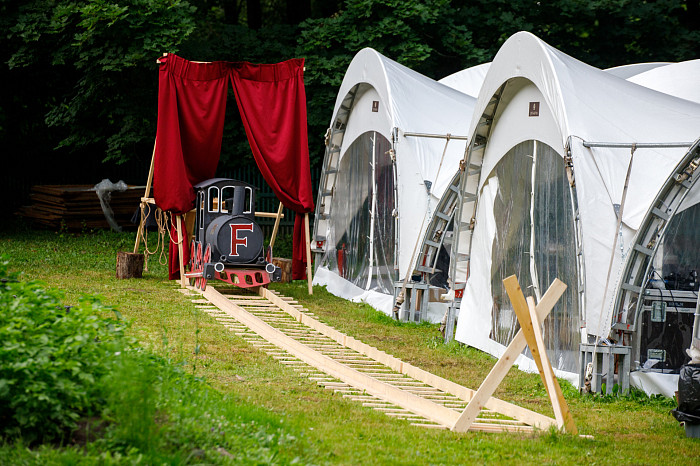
<box><xmin>187</xmin><ymin>240</ymin><xmax>197</xmax><ymax>286</ymax></box>
<box><xmin>194</xmin><ymin>242</ymin><xmax>203</xmax><ymax>289</ymax></box>
<box><xmin>200</xmin><ymin>244</ymin><xmax>212</xmax><ymax>291</ymax></box>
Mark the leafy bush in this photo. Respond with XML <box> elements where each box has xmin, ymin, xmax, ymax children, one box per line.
<box><xmin>0</xmin><ymin>259</ymin><xmax>130</xmax><ymax>443</ymax></box>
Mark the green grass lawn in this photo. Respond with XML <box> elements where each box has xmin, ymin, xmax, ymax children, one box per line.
<box><xmin>1</xmin><ymin>222</ymin><xmax>698</xmax><ymax>464</ymax></box>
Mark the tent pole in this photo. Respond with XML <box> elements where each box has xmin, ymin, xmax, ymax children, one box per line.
<box><xmin>582</xmin><ymin>141</ymin><xmax>692</xmax><ymax>149</ymax></box>
<box><xmin>304</xmin><ymin>213</ymin><xmax>313</xmax><ymax>295</ymax></box>
<box><xmin>366</xmin><ymin>132</ymin><xmax>377</xmax><ymax>290</ymax></box>
<box><xmin>529</xmin><ymin>141</ymin><xmax>542</xmax><ymax>301</ymax></box>
<box><xmin>269</xmin><ymin>202</ymin><xmax>284</xmax><ymax>250</ymax></box>
<box><xmin>596</xmin><ymin>146</ymin><xmax>636</xmax><ymax>338</ymax></box>
<box><xmin>403</xmin><ymin>132</ymin><xmax>469</xmax><ymax>140</ymax></box>
<box><xmin>134</xmin><ymin>138</ymin><xmax>157</xmax><ymax>254</ymax></box>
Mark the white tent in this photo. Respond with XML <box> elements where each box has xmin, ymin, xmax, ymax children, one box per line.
<box><xmin>627</xmin><ymin>59</ymin><xmax>700</xmax><ymax>104</ymax></box>
<box><xmin>604</xmin><ymin>62</ymin><xmax>671</xmax><ymax>79</ymax></box>
<box><xmin>311</xmin><ymin>48</ymin><xmax>477</xmax><ymax>318</ymax></box>
<box><xmin>447</xmin><ymin>32</ymin><xmax>700</xmax><ymax>389</ymax></box>
<box><xmin>439</xmin><ymin>63</ymin><xmax>491</xmax><ymax>96</ymax></box>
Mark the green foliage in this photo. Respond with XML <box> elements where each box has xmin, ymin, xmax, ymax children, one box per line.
<box><xmin>5</xmin><ymin>0</ymin><xmax>197</xmax><ymax>163</ymax></box>
<box><xmin>297</xmin><ymin>0</ymin><xmax>489</xmax><ymax>167</ymax></box>
<box><xmin>449</xmin><ymin>0</ymin><xmax>700</xmax><ymax>68</ymax></box>
<box><xmin>0</xmin><ymin>258</ymin><xmax>130</xmax><ymax>444</ymax></box>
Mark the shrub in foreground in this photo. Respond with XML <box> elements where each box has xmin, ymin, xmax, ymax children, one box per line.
<box><xmin>0</xmin><ymin>260</ymin><xmax>130</xmax><ymax>443</ymax></box>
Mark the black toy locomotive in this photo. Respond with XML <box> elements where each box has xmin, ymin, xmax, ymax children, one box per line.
<box><xmin>186</xmin><ymin>178</ymin><xmax>281</xmax><ymax>290</ymax></box>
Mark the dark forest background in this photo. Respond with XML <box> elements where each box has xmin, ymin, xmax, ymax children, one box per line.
<box><xmin>1</xmin><ymin>0</ymin><xmax>699</xmax><ymax>216</ymax></box>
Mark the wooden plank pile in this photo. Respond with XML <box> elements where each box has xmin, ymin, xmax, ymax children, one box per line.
<box><xmin>17</xmin><ymin>184</ymin><xmax>145</xmax><ymax>230</ymax></box>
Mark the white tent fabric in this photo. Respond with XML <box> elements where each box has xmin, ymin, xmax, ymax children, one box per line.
<box><xmin>453</xmin><ymin>32</ymin><xmax>700</xmax><ymax>386</ymax></box>
<box><xmin>438</xmin><ymin>63</ymin><xmax>491</xmax><ymax>97</ymax></box>
<box><xmin>604</xmin><ymin>62</ymin><xmax>671</xmax><ymax>79</ymax></box>
<box><xmin>313</xmin><ymin>48</ymin><xmax>477</xmax><ymax>317</ymax></box>
<box><xmin>627</xmin><ymin>59</ymin><xmax>700</xmax><ymax>104</ymax></box>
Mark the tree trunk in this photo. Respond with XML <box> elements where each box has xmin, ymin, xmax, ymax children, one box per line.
<box><xmin>116</xmin><ymin>252</ymin><xmax>145</xmax><ymax>279</ymax></box>
<box><xmin>272</xmin><ymin>257</ymin><xmax>293</xmax><ymax>283</ymax></box>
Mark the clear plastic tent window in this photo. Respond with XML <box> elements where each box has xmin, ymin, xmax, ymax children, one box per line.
<box><xmin>487</xmin><ymin>140</ymin><xmax>580</xmax><ymax>373</ymax></box>
<box><xmin>657</xmin><ymin>203</ymin><xmax>700</xmax><ymax>283</ymax></box>
<box><xmin>321</xmin><ymin>131</ymin><xmax>396</xmax><ymax>294</ymax></box>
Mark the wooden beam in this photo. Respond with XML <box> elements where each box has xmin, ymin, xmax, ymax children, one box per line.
<box><xmin>259</xmin><ymin>287</ymin><xmax>555</xmax><ymax>429</ymax></box>
<box><xmin>133</xmin><ymin>138</ymin><xmax>157</xmax><ymax>254</ymax></box>
<box><xmin>526</xmin><ymin>295</ymin><xmax>577</xmax><ymax>433</ymax></box>
<box><xmin>452</xmin><ymin>279</ymin><xmax>566</xmax><ymax>432</ymax></box>
<box><xmin>304</xmin><ymin>212</ymin><xmax>313</xmax><ymax>294</ymax></box>
<box><xmin>256</xmin><ymin>211</ymin><xmax>285</xmax><ymax>219</ymax></box>
<box><xmin>269</xmin><ymin>202</ymin><xmax>284</xmax><ymax>250</ymax></box>
<box><xmin>503</xmin><ymin>275</ymin><xmax>577</xmax><ymax>434</ymax></box>
<box><xmin>176</xmin><ymin>214</ymin><xmax>187</xmax><ymax>288</ymax></box>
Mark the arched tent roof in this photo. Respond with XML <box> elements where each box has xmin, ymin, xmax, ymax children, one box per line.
<box><xmin>438</xmin><ymin>63</ymin><xmax>491</xmax><ymax>98</ymax></box>
<box><xmin>627</xmin><ymin>59</ymin><xmax>700</xmax><ymax>104</ymax></box>
<box><xmin>328</xmin><ymin>48</ymin><xmax>476</xmax><ymax>195</ymax></box>
<box><xmin>604</xmin><ymin>62</ymin><xmax>671</xmax><ymax>79</ymax></box>
<box><xmin>451</xmin><ymin>31</ymin><xmax>700</xmax><ymax>383</ymax></box>
<box><xmin>313</xmin><ymin>48</ymin><xmax>477</xmax><ymax>316</ymax></box>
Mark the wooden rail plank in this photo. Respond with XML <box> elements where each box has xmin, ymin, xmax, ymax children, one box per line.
<box><xmin>259</xmin><ymin>287</ymin><xmax>555</xmax><ymax>430</ymax></box>
<box><xmin>203</xmin><ymin>286</ymin><xmax>460</xmax><ymax>428</ymax></box>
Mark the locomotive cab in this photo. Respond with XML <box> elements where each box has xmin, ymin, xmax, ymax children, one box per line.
<box><xmin>188</xmin><ymin>178</ymin><xmax>280</xmax><ymax>290</ymax></box>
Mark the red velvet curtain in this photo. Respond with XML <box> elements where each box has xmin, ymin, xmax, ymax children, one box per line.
<box><xmin>153</xmin><ymin>54</ymin><xmax>229</xmax><ymax>279</ymax></box>
<box><xmin>154</xmin><ymin>54</ymin><xmax>229</xmax><ymax>214</ymax></box>
<box><xmin>230</xmin><ymin>59</ymin><xmax>314</xmax><ymax>279</ymax></box>
<box><xmin>153</xmin><ymin>55</ymin><xmax>313</xmax><ymax>281</ymax></box>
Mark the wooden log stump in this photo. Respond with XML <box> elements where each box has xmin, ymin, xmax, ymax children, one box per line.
<box><xmin>272</xmin><ymin>257</ymin><xmax>293</xmax><ymax>283</ymax></box>
<box><xmin>116</xmin><ymin>252</ymin><xmax>145</xmax><ymax>279</ymax></box>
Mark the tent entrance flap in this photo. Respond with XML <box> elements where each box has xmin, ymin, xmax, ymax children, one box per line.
<box><xmin>320</xmin><ymin>131</ymin><xmax>396</xmax><ymax>294</ymax></box>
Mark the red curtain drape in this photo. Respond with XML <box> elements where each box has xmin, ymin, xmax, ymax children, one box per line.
<box><xmin>230</xmin><ymin>59</ymin><xmax>314</xmax><ymax>279</ymax></box>
<box><xmin>154</xmin><ymin>54</ymin><xmax>229</xmax><ymax>214</ymax></box>
<box><xmin>153</xmin><ymin>55</ymin><xmax>314</xmax><ymax>281</ymax></box>
<box><xmin>153</xmin><ymin>54</ymin><xmax>229</xmax><ymax>279</ymax></box>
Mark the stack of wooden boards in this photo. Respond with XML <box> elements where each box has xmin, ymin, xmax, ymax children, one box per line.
<box><xmin>17</xmin><ymin>184</ymin><xmax>144</xmax><ymax>230</ymax></box>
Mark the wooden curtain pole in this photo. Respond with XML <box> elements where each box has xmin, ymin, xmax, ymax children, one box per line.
<box><xmin>133</xmin><ymin>138</ymin><xmax>157</xmax><ymax>254</ymax></box>
<box><xmin>269</xmin><ymin>202</ymin><xmax>284</xmax><ymax>250</ymax></box>
<box><xmin>304</xmin><ymin>212</ymin><xmax>313</xmax><ymax>295</ymax></box>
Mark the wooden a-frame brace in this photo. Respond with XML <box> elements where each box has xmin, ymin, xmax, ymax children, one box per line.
<box><xmin>452</xmin><ymin>275</ymin><xmax>577</xmax><ymax>433</ymax></box>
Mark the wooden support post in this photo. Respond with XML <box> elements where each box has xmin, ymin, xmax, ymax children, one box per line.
<box><xmin>134</xmin><ymin>139</ymin><xmax>157</xmax><ymax>254</ymax></box>
<box><xmin>452</xmin><ymin>278</ymin><xmax>567</xmax><ymax>432</ymax></box>
<box><xmin>504</xmin><ymin>275</ymin><xmax>577</xmax><ymax>434</ymax></box>
<box><xmin>269</xmin><ymin>202</ymin><xmax>284</xmax><ymax>250</ymax></box>
<box><xmin>176</xmin><ymin>214</ymin><xmax>187</xmax><ymax>288</ymax></box>
<box><xmin>304</xmin><ymin>212</ymin><xmax>313</xmax><ymax>295</ymax></box>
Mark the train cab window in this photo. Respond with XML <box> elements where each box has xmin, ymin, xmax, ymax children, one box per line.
<box><xmin>244</xmin><ymin>187</ymin><xmax>253</xmax><ymax>214</ymax></box>
<box><xmin>207</xmin><ymin>187</ymin><xmax>220</xmax><ymax>213</ymax></box>
<box><xmin>220</xmin><ymin>186</ymin><xmax>235</xmax><ymax>214</ymax></box>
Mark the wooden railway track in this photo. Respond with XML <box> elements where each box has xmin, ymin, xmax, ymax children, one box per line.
<box><xmin>179</xmin><ymin>284</ymin><xmax>557</xmax><ymax>433</ymax></box>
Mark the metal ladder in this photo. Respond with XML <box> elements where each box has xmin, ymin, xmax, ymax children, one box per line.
<box><xmin>312</xmin><ymin>85</ymin><xmax>361</xmax><ymax>252</ymax></box>
<box><xmin>439</xmin><ymin>85</ymin><xmax>506</xmax><ymax>341</ymax></box>
<box><xmin>449</xmin><ymin>84</ymin><xmax>505</xmax><ymax>287</ymax></box>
